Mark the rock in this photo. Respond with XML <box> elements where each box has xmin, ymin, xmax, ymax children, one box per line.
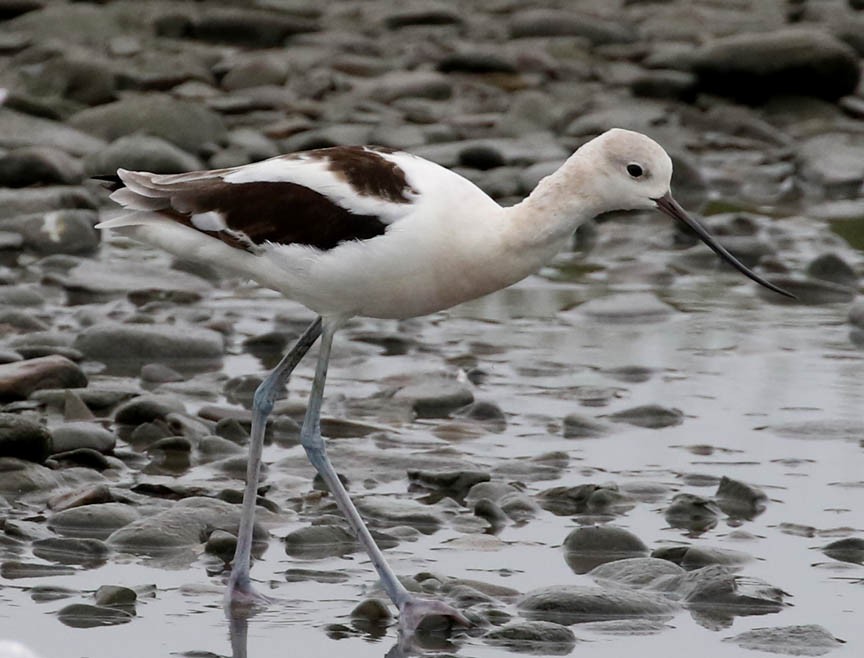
<box><xmin>652</xmin><ymin>545</ymin><xmax>752</xmax><ymax>569</ymax></box>
<box><xmin>0</xmin><ymin>146</ymin><xmax>83</xmax><ymax>187</ymax></box>
<box><xmin>50</xmin><ymin>423</ymin><xmax>115</xmax><ymax>455</ymax></box>
<box><xmin>665</xmin><ymin>493</ymin><xmax>720</xmax><ymax>533</ymax></box>
<box><xmin>49</xmin><ymin>503</ymin><xmax>141</xmax><ymax>540</ymax></box>
<box><xmin>27</xmin><ymin>54</ymin><xmax>117</xmax><ymax>106</ymax></box>
<box><xmin>283</xmin><ymin>524</ymin><xmax>357</xmax><ymax>558</ymax></box>
<box><xmin>563</xmin><ymin>525</ymin><xmax>648</xmax><ymax>573</ymax></box>
<box><xmin>74</xmin><ymin>323</ymin><xmax>224</xmax><ymax>370</ymax></box>
<box><xmin>356</xmin><ymin>498</ymin><xmax>444</xmax><ymax>534</ymax></box>
<box><xmin>0</xmin><ymin>186</ymin><xmax>96</xmax><ymax>220</ymax></box>
<box><xmin>384</xmin><ymin>8</ymin><xmax>463</xmax><ymax>29</ymax></box>
<box><xmin>691</xmin><ymin>29</ymin><xmax>860</xmax><ymax>102</ymax></box>
<box><xmin>190</xmin><ymin>9</ymin><xmax>319</xmax><ymax>47</ymax></box>
<box><xmin>723</xmin><ymin>624</ymin><xmax>844</xmax><ymax>656</ymax></box>
<box><xmin>509</xmin><ymin>9</ymin><xmax>637</xmax><ymax>44</ymax></box>
<box><xmin>0</xmin><ymin>561</ymin><xmax>75</xmax><ymax>579</ymax></box>
<box><xmin>459</xmin><ymin>144</ymin><xmax>506</xmax><ymax>170</ymax></box>
<box><xmin>6</xmin><ymin>210</ymin><xmax>99</xmax><ymax>255</ymax></box>
<box><xmin>140</xmin><ymin>363</ymin><xmax>185</xmax><ymax>384</ymax></box>
<box><xmin>221</xmin><ymin>54</ymin><xmax>289</xmax><ymax>91</ymax></box>
<box><xmin>821</xmin><ymin>537</ymin><xmax>864</xmax><ymax>564</ymax></box>
<box><xmin>0</xmin><ymin>285</ymin><xmax>45</xmax><ymax>307</ymax></box>
<box><xmin>538</xmin><ymin>484</ymin><xmax>634</xmax><ymax>517</ymax></box>
<box><xmin>438</xmin><ymin>52</ymin><xmax>516</xmax><ymax>75</ymax></box>
<box><xmin>48</xmin><ymin>484</ymin><xmax>113</xmax><ymax>512</ymax></box>
<box><xmin>589</xmin><ymin>557</ymin><xmax>685</xmax><ymax>589</ymax></box>
<box><xmin>107</xmin><ymin>497</ymin><xmax>265</xmax><ymax>554</ymax></box>
<box><xmin>485</xmin><ymin>621</ymin><xmax>578</xmax><ymax>654</ymax></box>
<box><xmin>518</xmin><ymin>585</ymin><xmax>677</xmax><ymax>625</ymax></box>
<box><xmin>393</xmin><ymin>377</ymin><xmax>474</xmax><ymax>418</ymax></box>
<box><xmin>350</xmin><ymin>598</ymin><xmax>392</xmax><ymax>626</ymax></box>
<box><xmin>715</xmin><ymin>476</ymin><xmax>768</xmax><ymax>520</ymax></box>
<box><xmin>0</xmin><ymin>457</ymin><xmax>62</xmax><ymax>497</ymax></box>
<box><xmin>631</xmin><ymin>70</ymin><xmax>697</xmax><ymax>101</ymax></box>
<box><xmin>797</xmin><ymin>133</ymin><xmax>864</xmax><ymax>198</ymax></box>
<box><xmin>68</xmin><ymin>94</ymin><xmax>227</xmax><ymax>154</ymax></box>
<box><xmin>806</xmin><ymin>254</ymin><xmax>858</xmax><ymax>288</ymax></box>
<box><xmin>608</xmin><ymin>405</ymin><xmax>683</xmax><ymax>429</ymax></box>
<box><xmin>32</xmin><ymin>537</ymin><xmax>109</xmax><ymax>565</ymax></box>
<box><xmin>576</xmin><ymin>293</ymin><xmax>676</xmax><ymax>322</ymax></box>
<box><xmin>0</xmin><ymin>107</ymin><xmax>106</xmax><ymax>156</ymax></box>
<box><xmin>84</xmin><ymin>135</ymin><xmax>203</xmax><ymax>176</ymax></box>
<box><xmin>94</xmin><ymin>585</ymin><xmax>136</xmax><ymax>607</ymax></box>
<box><xmin>0</xmin><ymin>309</ymin><xmax>45</xmax><ymax>332</ymax></box>
<box><xmin>562</xmin><ymin>413</ymin><xmax>611</xmax><ymax>438</ymax></box>
<box><xmin>56</xmin><ymin>603</ymin><xmax>133</xmax><ymax>628</ymax></box>
<box><xmin>0</xmin><ymin>413</ymin><xmax>51</xmax><ymax>462</ymax></box>
<box><xmin>204</xmin><ymin>529</ymin><xmax>237</xmax><ymax>561</ymax></box>
<box><xmin>51</xmin><ymin>259</ymin><xmax>211</xmax><ymax>301</ymax></box>
<box><xmin>366</xmin><ymin>71</ymin><xmax>453</xmax><ymax>102</ymax></box>
<box><xmin>408</xmin><ymin>470</ymin><xmax>491</xmax><ymax>502</ymax></box>
<box><xmin>0</xmin><ymin>355</ymin><xmax>87</xmax><ymax>401</ymax></box>
<box><xmin>453</xmin><ymin>401</ymin><xmax>507</xmax><ymax>430</ymax></box>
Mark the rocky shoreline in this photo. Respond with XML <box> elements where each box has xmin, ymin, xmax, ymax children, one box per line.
<box><xmin>1</xmin><ymin>1</ymin><xmax>863</xmax><ymax>657</ymax></box>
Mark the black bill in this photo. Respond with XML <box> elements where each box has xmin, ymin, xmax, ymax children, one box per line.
<box><xmin>655</xmin><ymin>192</ymin><xmax>795</xmax><ymax>299</ymax></box>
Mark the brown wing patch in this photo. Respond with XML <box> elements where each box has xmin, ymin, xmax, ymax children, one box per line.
<box><xmin>306</xmin><ymin>146</ymin><xmax>418</xmax><ymax>203</ymax></box>
<box><xmin>172</xmin><ymin>180</ymin><xmax>388</xmax><ymax>252</ymax></box>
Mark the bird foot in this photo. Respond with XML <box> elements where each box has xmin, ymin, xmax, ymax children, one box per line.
<box><xmin>398</xmin><ymin>596</ymin><xmax>472</xmax><ymax>634</ymax></box>
<box><xmin>225</xmin><ymin>574</ymin><xmax>272</xmax><ymax>612</ymax></box>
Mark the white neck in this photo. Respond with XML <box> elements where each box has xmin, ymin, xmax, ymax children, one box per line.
<box><xmin>499</xmin><ymin>152</ymin><xmax>604</xmax><ymax>263</ymax></box>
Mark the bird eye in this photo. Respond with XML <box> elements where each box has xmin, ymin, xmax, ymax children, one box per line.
<box><xmin>626</xmin><ymin>163</ymin><xmax>644</xmax><ymax>178</ymax></box>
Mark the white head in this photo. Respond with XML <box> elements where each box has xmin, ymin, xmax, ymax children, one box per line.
<box><xmin>576</xmin><ymin>128</ymin><xmax>674</xmax><ymax>212</ymax></box>
<box><xmin>571</xmin><ymin>128</ymin><xmax>793</xmax><ymax>299</ymax></box>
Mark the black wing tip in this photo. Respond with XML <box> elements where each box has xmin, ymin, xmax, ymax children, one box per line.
<box><xmin>91</xmin><ymin>174</ymin><xmax>124</xmax><ymax>192</ymax></box>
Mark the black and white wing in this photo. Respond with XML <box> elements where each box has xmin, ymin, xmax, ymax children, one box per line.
<box><xmin>98</xmin><ymin>146</ymin><xmax>422</xmax><ymax>253</ymax></box>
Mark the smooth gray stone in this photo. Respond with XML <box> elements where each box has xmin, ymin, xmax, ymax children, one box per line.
<box><xmin>49</xmin><ymin>503</ymin><xmax>141</xmax><ymax>540</ymax></box>
<box><xmin>723</xmin><ymin>624</ymin><xmax>844</xmax><ymax>656</ymax></box>
<box><xmin>50</xmin><ymin>422</ymin><xmax>116</xmax><ymax>455</ymax></box>
<box><xmin>518</xmin><ymin>585</ymin><xmax>678</xmax><ymax>625</ymax></box>
<box><xmin>0</xmin><ymin>413</ymin><xmax>51</xmax><ymax>462</ymax></box>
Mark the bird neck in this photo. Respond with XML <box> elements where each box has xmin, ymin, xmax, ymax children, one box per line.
<box><xmin>503</xmin><ymin>153</ymin><xmax>603</xmax><ymax>251</ymax></box>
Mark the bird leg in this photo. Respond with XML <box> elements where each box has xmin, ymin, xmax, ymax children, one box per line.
<box><xmin>299</xmin><ymin>322</ymin><xmax>471</xmax><ymax>632</ymax></box>
<box><xmin>226</xmin><ymin>316</ymin><xmax>323</xmax><ymax>607</ymax></box>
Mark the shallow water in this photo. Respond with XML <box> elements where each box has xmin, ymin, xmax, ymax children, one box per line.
<box><xmin>1</xmin><ymin>228</ymin><xmax>863</xmax><ymax>658</ymax></box>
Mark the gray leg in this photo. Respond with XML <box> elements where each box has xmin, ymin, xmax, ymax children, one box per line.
<box><xmin>226</xmin><ymin>316</ymin><xmax>322</xmax><ymax>606</ymax></box>
<box><xmin>300</xmin><ymin>322</ymin><xmax>470</xmax><ymax>631</ymax></box>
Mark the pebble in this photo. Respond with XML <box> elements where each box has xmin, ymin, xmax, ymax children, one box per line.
<box><xmin>608</xmin><ymin>405</ymin><xmax>683</xmax><ymax>429</ymax></box>
<box><xmin>563</xmin><ymin>525</ymin><xmax>649</xmax><ymax>573</ymax></box>
<box><xmin>691</xmin><ymin>29</ymin><xmax>860</xmax><ymax>102</ymax></box>
<box><xmin>189</xmin><ymin>8</ymin><xmax>319</xmax><ymax>47</ymax></box>
<box><xmin>485</xmin><ymin>620</ymin><xmax>578</xmax><ymax>653</ymax></box>
<box><xmin>589</xmin><ymin>557</ymin><xmax>685</xmax><ymax>590</ymax></box>
<box><xmin>665</xmin><ymin>493</ymin><xmax>720</xmax><ymax>533</ymax></box>
<box><xmin>283</xmin><ymin>524</ymin><xmax>357</xmax><ymax>559</ymax></box>
<box><xmin>74</xmin><ymin>323</ymin><xmax>224</xmax><ymax>371</ymax></box>
<box><xmin>518</xmin><ymin>584</ymin><xmax>678</xmax><ymax>625</ymax></box>
<box><xmin>56</xmin><ymin>603</ymin><xmax>133</xmax><ymax>628</ymax></box>
<box><xmin>723</xmin><ymin>624</ymin><xmax>844</xmax><ymax>656</ymax></box>
<box><xmin>0</xmin><ymin>355</ymin><xmax>87</xmax><ymax>401</ymax></box>
<box><xmin>821</xmin><ymin>537</ymin><xmax>864</xmax><ymax>564</ymax></box>
<box><xmin>0</xmin><ymin>457</ymin><xmax>62</xmax><ymax>497</ymax></box>
<box><xmin>0</xmin><ymin>107</ymin><xmax>106</xmax><ymax>156</ymax></box>
<box><xmin>356</xmin><ymin>498</ymin><xmax>444</xmax><ymax>534</ymax></box>
<box><xmin>69</xmin><ymin>94</ymin><xmax>227</xmax><ymax>154</ymax></box>
<box><xmin>84</xmin><ymin>135</ymin><xmax>203</xmax><ymax>176</ymax></box>
<box><xmin>798</xmin><ymin>133</ymin><xmax>864</xmax><ymax>198</ymax></box>
<box><xmin>562</xmin><ymin>414</ymin><xmax>611</xmax><ymax>438</ymax></box>
<box><xmin>509</xmin><ymin>9</ymin><xmax>637</xmax><ymax>44</ymax></box>
<box><xmin>0</xmin><ymin>413</ymin><xmax>51</xmax><ymax>462</ymax></box>
<box><xmin>756</xmin><ymin>276</ymin><xmax>856</xmax><ymax>305</ymax></box>
<box><xmin>805</xmin><ymin>253</ymin><xmax>858</xmax><ymax>289</ymax></box>
<box><xmin>0</xmin><ymin>146</ymin><xmax>83</xmax><ymax>187</ymax></box>
<box><xmin>539</xmin><ymin>483</ymin><xmax>634</xmax><ymax>517</ymax></box>
<box><xmin>31</xmin><ymin>537</ymin><xmax>109</xmax><ymax>565</ymax></box>
<box><xmin>576</xmin><ymin>293</ymin><xmax>676</xmax><ymax>323</ymax></box>
<box><xmin>0</xmin><ymin>561</ymin><xmax>76</xmax><ymax>579</ymax></box>
<box><xmin>49</xmin><ymin>503</ymin><xmax>141</xmax><ymax>540</ymax></box>
<box><xmin>715</xmin><ymin>476</ymin><xmax>768</xmax><ymax>520</ymax></box>
<box><xmin>392</xmin><ymin>377</ymin><xmax>474</xmax><ymax>418</ymax></box>
<box><xmin>652</xmin><ymin>545</ymin><xmax>753</xmax><ymax>569</ymax></box>
<box><xmin>106</xmin><ymin>497</ymin><xmax>265</xmax><ymax>555</ymax></box>
<box><xmin>407</xmin><ymin>469</ymin><xmax>491</xmax><ymax>502</ymax></box>
<box><xmin>0</xmin><ymin>186</ymin><xmax>96</xmax><ymax>220</ymax></box>
<box><xmin>94</xmin><ymin>585</ymin><xmax>136</xmax><ymax>607</ymax></box>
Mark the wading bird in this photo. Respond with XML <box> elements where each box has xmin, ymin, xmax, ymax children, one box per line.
<box><xmin>97</xmin><ymin>128</ymin><xmax>791</xmax><ymax>631</ymax></box>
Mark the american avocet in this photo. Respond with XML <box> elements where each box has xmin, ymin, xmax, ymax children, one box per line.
<box><xmin>97</xmin><ymin>128</ymin><xmax>792</xmax><ymax>631</ymax></box>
